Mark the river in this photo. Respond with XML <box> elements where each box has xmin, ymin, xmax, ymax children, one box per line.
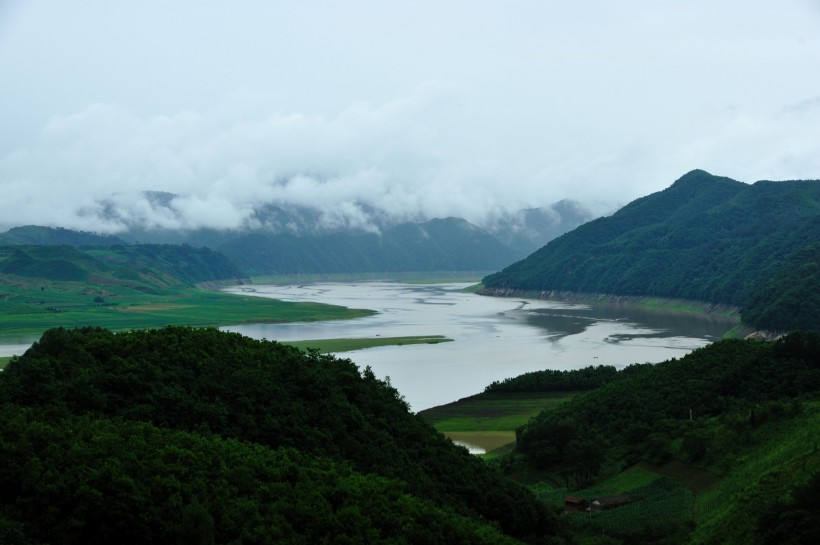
<box><xmin>222</xmin><ymin>282</ymin><xmax>736</xmax><ymax>412</ymax></box>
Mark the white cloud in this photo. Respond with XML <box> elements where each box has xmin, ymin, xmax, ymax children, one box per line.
<box><xmin>1</xmin><ymin>1</ymin><xmax>819</xmax><ymax>233</ymax></box>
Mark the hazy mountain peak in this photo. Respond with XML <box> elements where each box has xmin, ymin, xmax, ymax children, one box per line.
<box><xmin>674</xmin><ymin>168</ymin><xmax>713</xmax><ymax>182</ymax></box>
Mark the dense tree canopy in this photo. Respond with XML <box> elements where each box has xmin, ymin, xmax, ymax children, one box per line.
<box><xmin>741</xmin><ymin>242</ymin><xmax>820</xmax><ymax>332</ymax></box>
<box><xmin>0</xmin><ymin>406</ymin><xmax>525</xmax><ymax>545</ymax></box>
<box><xmin>484</xmin><ymin>364</ymin><xmax>626</xmax><ymax>393</ymax></box>
<box><xmin>0</xmin><ymin>326</ymin><xmax>561</xmax><ymax>544</ymax></box>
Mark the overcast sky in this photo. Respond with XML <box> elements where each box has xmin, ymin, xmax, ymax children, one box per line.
<box><xmin>1</xmin><ymin>0</ymin><xmax>819</xmax><ymax>233</ymax></box>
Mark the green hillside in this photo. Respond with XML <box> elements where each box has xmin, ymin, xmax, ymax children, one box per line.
<box><xmin>85</xmin><ymin>243</ymin><xmax>245</xmax><ymax>285</ymax></box>
<box><xmin>496</xmin><ymin>333</ymin><xmax>820</xmax><ymax>544</ymax></box>
<box><xmin>482</xmin><ymin>170</ymin><xmax>820</xmax><ymax>332</ymax></box>
<box><xmin>0</xmin><ymin>245</ymin><xmax>368</xmax><ymax>341</ymax></box>
<box><xmin>0</xmin><ymin>244</ymin><xmax>243</xmax><ymax>287</ymax></box>
<box><xmin>0</xmin><ymin>326</ymin><xmax>563</xmax><ymax>544</ymax></box>
<box><xmin>0</xmin><ymin>225</ymin><xmax>126</xmax><ymax>246</ymax></box>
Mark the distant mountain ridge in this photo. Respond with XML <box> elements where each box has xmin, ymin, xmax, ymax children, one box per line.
<box><xmin>0</xmin><ymin>225</ymin><xmax>126</xmax><ymax>246</ymax></box>
<box><xmin>124</xmin><ymin>201</ymin><xmax>596</xmax><ymax>273</ymax></box>
<box><xmin>482</xmin><ymin>170</ymin><xmax>820</xmax><ymax>332</ymax></box>
<box><xmin>1</xmin><ymin>201</ymin><xmax>596</xmax><ymax>275</ymax></box>
<box><xmin>208</xmin><ymin>217</ymin><xmax>520</xmax><ymax>275</ymax></box>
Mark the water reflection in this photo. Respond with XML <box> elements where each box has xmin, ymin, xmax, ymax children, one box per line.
<box><xmin>521</xmin><ymin>303</ymin><xmax>734</xmax><ymax>343</ymax></box>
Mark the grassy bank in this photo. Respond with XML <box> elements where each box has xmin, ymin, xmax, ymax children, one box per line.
<box><xmin>0</xmin><ymin>356</ymin><xmax>11</xmax><ymax>370</ymax></box>
<box><xmin>419</xmin><ymin>391</ymin><xmax>578</xmax><ymax>455</ymax></box>
<box><xmin>284</xmin><ymin>335</ymin><xmax>453</xmax><ymax>353</ymax></box>
<box><xmin>0</xmin><ymin>279</ymin><xmax>374</xmax><ymax>342</ymax></box>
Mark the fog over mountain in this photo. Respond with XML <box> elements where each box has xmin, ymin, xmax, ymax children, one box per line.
<box><xmin>115</xmin><ymin>191</ymin><xmax>595</xmax><ymax>247</ymax></box>
<box><xmin>0</xmin><ymin>99</ymin><xmax>610</xmax><ymax>236</ymax></box>
<box><xmin>1</xmin><ymin>2</ymin><xmax>819</xmax><ymax>235</ymax></box>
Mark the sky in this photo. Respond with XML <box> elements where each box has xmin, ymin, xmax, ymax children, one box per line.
<box><xmin>1</xmin><ymin>0</ymin><xmax>820</xmax><ymax>234</ymax></box>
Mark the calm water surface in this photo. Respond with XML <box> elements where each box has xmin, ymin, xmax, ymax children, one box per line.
<box><xmin>223</xmin><ymin>282</ymin><xmax>736</xmax><ymax>411</ymax></box>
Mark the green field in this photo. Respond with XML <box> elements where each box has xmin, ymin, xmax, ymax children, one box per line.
<box><xmin>0</xmin><ymin>279</ymin><xmax>374</xmax><ymax>342</ymax></box>
<box><xmin>284</xmin><ymin>335</ymin><xmax>453</xmax><ymax>353</ymax></box>
<box><xmin>419</xmin><ymin>391</ymin><xmax>578</xmax><ymax>454</ymax></box>
<box><xmin>0</xmin><ymin>356</ymin><xmax>11</xmax><ymax>370</ymax></box>
<box><xmin>420</xmin><ymin>391</ymin><xmax>578</xmax><ymax>431</ymax></box>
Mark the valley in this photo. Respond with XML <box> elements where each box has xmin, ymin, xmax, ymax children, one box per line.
<box><xmin>0</xmin><ymin>170</ymin><xmax>817</xmax><ymax>545</ymax></box>
<box><xmin>4</xmin><ymin>2</ymin><xmax>820</xmax><ymax>541</ymax></box>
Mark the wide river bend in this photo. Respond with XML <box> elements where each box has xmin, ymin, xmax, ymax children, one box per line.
<box><xmin>223</xmin><ymin>282</ymin><xmax>735</xmax><ymax>412</ymax></box>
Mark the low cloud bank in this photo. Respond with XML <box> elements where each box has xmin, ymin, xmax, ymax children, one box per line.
<box><xmin>1</xmin><ymin>89</ymin><xmax>819</xmax><ymax>234</ymax></box>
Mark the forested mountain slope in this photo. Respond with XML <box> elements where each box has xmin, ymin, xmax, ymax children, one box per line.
<box><xmin>482</xmin><ymin>170</ymin><xmax>820</xmax><ymax>332</ymax></box>
<box><xmin>501</xmin><ymin>333</ymin><xmax>820</xmax><ymax>545</ymax></box>
<box><xmin>0</xmin><ymin>326</ymin><xmax>561</xmax><ymax>544</ymax></box>
<box><xmin>210</xmin><ymin>217</ymin><xmax>520</xmax><ymax>275</ymax></box>
<box><xmin>741</xmin><ymin>241</ymin><xmax>820</xmax><ymax>332</ymax></box>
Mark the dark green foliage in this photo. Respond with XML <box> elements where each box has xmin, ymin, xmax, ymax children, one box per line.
<box><xmin>482</xmin><ymin>170</ymin><xmax>820</xmax><ymax>332</ymax></box>
<box><xmin>215</xmin><ymin>218</ymin><xmax>519</xmax><ymax>275</ymax></box>
<box><xmin>484</xmin><ymin>364</ymin><xmax>625</xmax><ymax>393</ymax></box>
<box><xmin>514</xmin><ymin>333</ymin><xmax>820</xmax><ymax>479</ymax></box>
<box><xmin>755</xmin><ymin>472</ymin><xmax>820</xmax><ymax>545</ymax></box>
<box><xmin>0</xmin><ymin>326</ymin><xmax>561</xmax><ymax>543</ymax></box>
<box><xmin>742</xmin><ymin>242</ymin><xmax>820</xmax><ymax>332</ymax></box>
<box><xmin>0</xmin><ymin>405</ymin><xmax>523</xmax><ymax>545</ymax></box>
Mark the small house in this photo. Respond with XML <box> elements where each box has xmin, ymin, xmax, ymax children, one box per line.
<box><xmin>588</xmin><ymin>494</ymin><xmax>631</xmax><ymax>511</ymax></box>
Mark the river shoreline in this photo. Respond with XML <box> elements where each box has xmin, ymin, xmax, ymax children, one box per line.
<box><xmin>477</xmin><ymin>286</ymin><xmax>743</xmax><ymax>329</ymax></box>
